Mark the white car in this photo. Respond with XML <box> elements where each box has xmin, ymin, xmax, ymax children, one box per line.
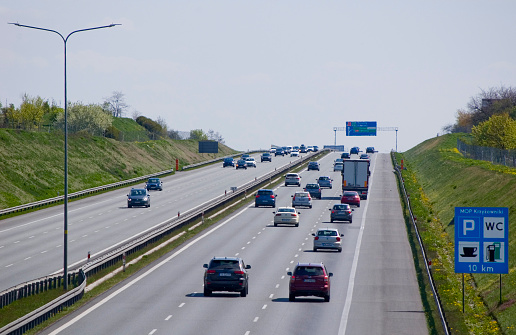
<box><xmin>285</xmin><ymin>173</ymin><xmax>301</xmax><ymax>186</ymax></box>
<box><xmin>290</xmin><ymin>150</ymin><xmax>299</xmax><ymax>157</ymax></box>
<box><xmin>291</xmin><ymin>191</ymin><xmax>312</xmax><ymax>208</ymax></box>
<box><xmin>333</xmin><ymin>162</ymin><xmax>343</xmax><ymax>171</ymax></box>
<box><xmin>270</xmin><ymin>148</ymin><xmax>276</xmax><ymax>153</ymax></box>
<box><xmin>312</xmin><ymin>228</ymin><xmax>343</xmax><ymax>252</ymax></box>
<box><xmin>307</xmin><ymin>146</ymin><xmax>314</xmax><ymax>152</ymax></box>
<box><xmin>245</xmin><ymin>157</ymin><xmax>257</xmax><ymax>168</ymax></box>
<box><xmin>273</xmin><ymin>207</ymin><xmax>300</xmax><ymax>227</ymax></box>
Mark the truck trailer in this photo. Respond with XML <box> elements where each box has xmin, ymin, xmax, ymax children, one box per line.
<box><xmin>342</xmin><ymin>159</ymin><xmax>370</xmax><ymax>199</ymax></box>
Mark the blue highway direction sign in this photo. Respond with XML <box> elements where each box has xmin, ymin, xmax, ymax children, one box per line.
<box><xmin>455</xmin><ymin>207</ymin><xmax>509</xmax><ymax>274</ymax></box>
<box><xmin>346</xmin><ymin>121</ymin><xmax>377</xmax><ymax>136</ymax></box>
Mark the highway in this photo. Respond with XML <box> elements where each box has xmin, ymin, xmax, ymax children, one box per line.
<box><xmin>0</xmin><ymin>153</ymin><xmax>304</xmax><ymax>291</ymax></box>
<box><xmin>39</xmin><ymin>152</ymin><xmax>428</xmax><ymax>335</ymax></box>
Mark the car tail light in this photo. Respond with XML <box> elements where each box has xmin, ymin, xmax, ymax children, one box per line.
<box><xmin>308</xmin><ymin>196</ymin><xmax>312</xmax><ymax>200</ymax></box>
<box><xmin>314</xmin><ymin>236</ymin><xmax>319</xmax><ymax>240</ymax></box>
<box><xmin>207</xmin><ymin>270</ymin><xmax>216</xmax><ymax>274</ymax></box>
<box><xmin>276</xmin><ymin>213</ymin><xmax>282</xmax><ymax>216</ymax></box>
<box><xmin>336</xmin><ymin>236</ymin><xmax>341</xmax><ymax>242</ymax></box>
<box><xmin>256</xmin><ymin>195</ymin><xmax>260</xmax><ymax>198</ymax></box>
<box><xmin>324</xmin><ymin>275</ymin><xmax>329</xmax><ymax>282</ymax></box>
<box><xmin>270</xmin><ymin>195</ymin><xmax>275</xmax><ymax>199</ymax></box>
<box><xmin>291</xmin><ymin>213</ymin><xmax>297</xmax><ymax>217</ymax></box>
<box><xmin>234</xmin><ymin>270</ymin><xmax>244</xmax><ymax>275</ymax></box>
<box><xmin>331</xmin><ymin>210</ymin><xmax>335</xmax><ymax>214</ymax></box>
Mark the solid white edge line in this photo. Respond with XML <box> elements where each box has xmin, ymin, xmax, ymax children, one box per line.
<box><xmin>47</xmin><ymin>205</ymin><xmax>251</xmax><ymax>334</ymax></box>
<box><xmin>338</xmin><ymin>156</ymin><xmax>376</xmax><ymax>335</ymax></box>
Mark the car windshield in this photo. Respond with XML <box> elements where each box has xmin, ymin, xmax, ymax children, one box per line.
<box><xmin>130</xmin><ymin>189</ymin><xmax>146</xmax><ymax>195</ymax></box>
<box><xmin>318</xmin><ymin>230</ymin><xmax>338</xmax><ymax>237</ymax></box>
<box><xmin>294</xmin><ymin>266</ymin><xmax>324</xmax><ymax>276</ymax></box>
<box><xmin>209</xmin><ymin>259</ymin><xmax>239</xmax><ymax>269</ymax></box>
<box><xmin>295</xmin><ymin>193</ymin><xmax>308</xmax><ymax>197</ymax></box>
<box><xmin>278</xmin><ymin>208</ymin><xmax>295</xmax><ymax>213</ymax></box>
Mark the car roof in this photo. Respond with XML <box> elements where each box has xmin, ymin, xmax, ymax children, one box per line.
<box><xmin>211</xmin><ymin>256</ymin><xmax>241</xmax><ymax>261</ymax></box>
<box><xmin>295</xmin><ymin>262</ymin><xmax>325</xmax><ymax>267</ymax></box>
<box><xmin>277</xmin><ymin>206</ymin><xmax>295</xmax><ymax>210</ymax></box>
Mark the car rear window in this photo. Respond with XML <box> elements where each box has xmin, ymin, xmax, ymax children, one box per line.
<box><xmin>319</xmin><ymin>177</ymin><xmax>329</xmax><ymax>180</ymax></box>
<box><xmin>278</xmin><ymin>208</ymin><xmax>295</xmax><ymax>213</ymax></box>
<box><xmin>317</xmin><ymin>230</ymin><xmax>338</xmax><ymax>237</ymax></box>
<box><xmin>295</xmin><ymin>192</ymin><xmax>308</xmax><ymax>197</ymax></box>
<box><xmin>333</xmin><ymin>204</ymin><xmax>349</xmax><ymax>210</ymax></box>
<box><xmin>306</xmin><ymin>184</ymin><xmax>318</xmax><ymax>188</ymax></box>
<box><xmin>294</xmin><ymin>266</ymin><xmax>324</xmax><ymax>276</ymax></box>
<box><xmin>209</xmin><ymin>260</ymin><xmax>239</xmax><ymax>269</ymax></box>
<box><xmin>257</xmin><ymin>190</ymin><xmax>273</xmax><ymax>195</ymax></box>
<box><xmin>344</xmin><ymin>191</ymin><xmax>357</xmax><ymax>196</ymax></box>
<box><xmin>286</xmin><ymin>174</ymin><xmax>298</xmax><ymax>178</ymax></box>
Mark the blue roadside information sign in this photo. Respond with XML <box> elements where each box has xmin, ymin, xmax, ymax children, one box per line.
<box><xmin>454</xmin><ymin>207</ymin><xmax>509</xmax><ymax>274</ymax></box>
<box><xmin>346</xmin><ymin>121</ymin><xmax>377</xmax><ymax>136</ymax></box>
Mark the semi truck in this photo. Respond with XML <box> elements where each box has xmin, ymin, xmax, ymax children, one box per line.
<box><xmin>342</xmin><ymin>159</ymin><xmax>370</xmax><ymax>199</ymax></box>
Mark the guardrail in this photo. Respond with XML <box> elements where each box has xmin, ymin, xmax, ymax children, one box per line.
<box><xmin>391</xmin><ymin>151</ymin><xmax>450</xmax><ymax>335</ymax></box>
<box><xmin>0</xmin><ymin>150</ymin><xmax>324</xmax><ymax>334</ymax></box>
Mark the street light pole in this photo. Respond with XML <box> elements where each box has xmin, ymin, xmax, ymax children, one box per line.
<box><xmin>9</xmin><ymin>22</ymin><xmax>120</xmax><ymax>289</ymax></box>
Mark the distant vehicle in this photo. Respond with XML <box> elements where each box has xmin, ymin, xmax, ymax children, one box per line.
<box><xmin>293</xmin><ymin>146</ymin><xmax>300</xmax><ymax>152</ymax></box>
<box><xmin>127</xmin><ymin>188</ymin><xmax>150</xmax><ymax>208</ymax></box>
<box><xmin>313</xmin><ymin>146</ymin><xmax>319</xmax><ymax>152</ymax></box>
<box><xmin>241</xmin><ymin>153</ymin><xmax>250</xmax><ymax>159</ymax></box>
<box><xmin>307</xmin><ymin>161</ymin><xmax>320</xmax><ymax>171</ymax></box>
<box><xmin>223</xmin><ymin>157</ymin><xmax>235</xmax><ymax>167</ymax></box>
<box><xmin>341</xmin><ymin>190</ymin><xmax>361</xmax><ymax>207</ymax></box>
<box><xmin>275</xmin><ymin>148</ymin><xmax>285</xmax><ymax>156</ymax></box>
<box><xmin>288</xmin><ymin>262</ymin><xmax>333</xmax><ymax>302</ymax></box>
<box><xmin>359</xmin><ymin>154</ymin><xmax>369</xmax><ymax>160</ymax></box>
<box><xmin>245</xmin><ymin>157</ymin><xmax>257</xmax><ymax>168</ymax></box>
<box><xmin>366</xmin><ymin>147</ymin><xmax>375</xmax><ymax>153</ymax></box>
<box><xmin>255</xmin><ymin>189</ymin><xmax>277</xmax><ymax>208</ymax></box>
<box><xmin>307</xmin><ymin>146</ymin><xmax>314</xmax><ymax>152</ymax></box>
<box><xmin>334</xmin><ymin>158</ymin><xmax>344</xmax><ymax>164</ymax></box>
<box><xmin>304</xmin><ymin>183</ymin><xmax>322</xmax><ymax>199</ymax></box>
<box><xmin>145</xmin><ymin>178</ymin><xmax>163</xmax><ymax>191</ymax></box>
<box><xmin>236</xmin><ymin>159</ymin><xmax>247</xmax><ymax>169</ymax></box>
<box><xmin>333</xmin><ymin>162</ymin><xmax>344</xmax><ymax>171</ymax></box>
<box><xmin>285</xmin><ymin>173</ymin><xmax>302</xmax><ymax>186</ymax></box>
<box><xmin>273</xmin><ymin>207</ymin><xmax>300</xmax><ymax>227</ymax></box>
<box><xmin>341</xmin><ymin>152</ymin><xmax>350</xmax><ymax>159</ymax></box>
<box><xmin>342</xmin><ymin>159</ymin><xmax>370</xmax><ymax>199</ymax></box>
<box><xmin>317</xmin><ymin>176</ymin><xmax>332</xmax><ymax>189</ymax></box>
<box><xmin>350</xmin><ymin>147</ymin><xmax>360</xmax><ymax>155</ymax></box>
<box><xmin>291</xmin><ymin>191</ymin><xmax>312</xmax><ymax>208</ymax></box>
<box><xmin>312</xmin><ymin>228</ymin><xmax>344</xmax><ymax>252</ymax></box>
<box><xmin>270</xmin><ymin>148</ymin><xmax>277</xmax><ymax>153</ymax></box>
<box><xmin>203</xmin><ymin>257</ymin><xmax>251</xmax><ymax>297</ymax></box>
<box><xmin>329</xmin><ymin>203</ymin><xmax>353</xmax><ymax>223</ymax></box>
<box><xmin>299</xmin><ymin>144</ymin><xmax>307</xmax><ymax>153</ymax></box>
<box><xmin>285</xmin><ymin>146</ymin><xmax>293</xmax><ymax>154</ymax></box>
<box><xmin>290</xmin><ymin>150</ymin><xmax>299</xmax><ymax>157</ymax></box>
<box><xmin>261</xmin><ymin>152</ymin><xmax>272</xmax><ymax>162</ymax></box>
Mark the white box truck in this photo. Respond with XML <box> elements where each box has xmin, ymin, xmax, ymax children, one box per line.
<box><xmin>342</xmin><ymin>159</ymin><xmax>370</xmax><ymax>199</ymax></box>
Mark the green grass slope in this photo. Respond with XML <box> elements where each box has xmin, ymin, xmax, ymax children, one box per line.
<box><xmin>400</xmin><ymin>133</ymin><xmax>516</xmax><ymax>334</ymax></box>
<box><xmin>0</xmin><ymin>128</ymin><xmax>237</xmax><ymax>209</ymax></box>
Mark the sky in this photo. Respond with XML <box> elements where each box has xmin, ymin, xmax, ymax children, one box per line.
<box><xmin>2</xmin><ymin>1</ymin><xmax>516</xmax><ymax>153</ymax></box>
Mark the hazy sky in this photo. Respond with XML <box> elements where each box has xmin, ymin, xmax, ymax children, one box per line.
<box><xmin>2</xmin><ymin>1</ymin><xmax>515</xmax><ymax>152</ymax></box>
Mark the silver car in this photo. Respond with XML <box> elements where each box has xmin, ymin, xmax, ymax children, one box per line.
<box><xmin>291</xmin><ymin>191</ymin><xmax>312</xmax><ymax>208</ymax></box>
<box><xmin>273</xmin><ymin>207</ymin><xmax>300</xmax><ymax>227</ymax></box>
<box><xmin>312</xmin><ymin>228</ymin><xmax>343</xmax><ymax>252</ymax></box>
<box><xmin>285</xmin><ymin>173</ymin><xmax>301</xmax><ymax>186</ymax></box>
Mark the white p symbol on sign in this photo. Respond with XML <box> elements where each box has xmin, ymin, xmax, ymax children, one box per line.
<box><xmin>463</xmin><ymin>219</ymin><xmax>475</xmax><ymax>235</ymax></box>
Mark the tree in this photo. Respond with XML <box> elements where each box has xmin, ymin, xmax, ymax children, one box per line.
<box><xmin>207</xmin><ymin>129</ymin><xmax>225</xmax><ymax>143</ymax></box>
<box><xmin>167</xmin><ymin>129</ymin><xmax>182</xmax><ymax>140</ymax></box>
<box><xmin>472</xmin><ymin>113</ymin><xmax>516</xmax><ymax>149</ymax></box>
<box><xmin>189</xmin><ymin>129</ymin><xmax>208</xmax><ymax>141</ymax></box>
<box><xmin>54</xmin><ymin>103</ymin><xmax>112</xmax><ymax>135</ymax></box>
<box><xmin>103</xmin><ymin>91</ymin><xmax>129</xmax><ymax>117</ymax></box>
<box><xmin>18</xmin><ymin>94</ymin><xmax>46</xmax><ymax>130</ymax></box>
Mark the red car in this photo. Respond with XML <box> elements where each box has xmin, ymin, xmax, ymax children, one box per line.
<box><xmin>341</xmin><ymin>191</ymin><xmax>360</xmax><ymax>207</ymax></box>
<box><xmin>287</xmin><ymin>263</ymin><xmax>333</xmax><ymax>302</ymax></box>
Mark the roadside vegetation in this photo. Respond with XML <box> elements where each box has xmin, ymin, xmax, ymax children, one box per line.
<box><xmin>395</xmin><ymin>133</ymin><xmax>516</xmax><ymax>334</ymax></box>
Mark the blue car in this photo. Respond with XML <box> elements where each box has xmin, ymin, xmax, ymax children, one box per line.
<box><xmin>223</xmin><ymin>157</ymin><xmax>235</xmax><ymax>167</ymax></box>
<box><xmin>255</xmin><ymin>189</ymin><xmax>277</xmax><ymax>207</ymax></box>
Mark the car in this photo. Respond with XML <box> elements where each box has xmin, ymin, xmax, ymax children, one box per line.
<box><xmin>145</xmin><ymin>178</ymin><xmax>163</xmax><ymax>191</ymax></box>
<box><xmin>341</xmin><ymin>191</ymin><xmax>361</xmax><ymax>207</ymax></box>
<box><xmin>329</xmin><ymin>203</ymin><xmax>353</xmax><ymax>223</ymax></box>
<box><xmin>366</xmin><ymin>147</ymin><xmax>375</xmax><ymax>153</ymax></box>
<box><xmin>307</xmin><ymin>161</ymin><xmax>320</xmax><ymax>171</ymax></box>
<box><xmin>350</xmin><ymin>147</ymin><xmax>360</xmax><ymax>155</ymax></box>
<box><xmin>273</xmin><ymin>207</ymin><xmax>300</xmax><ymax>227</ymax></box>
<box><xmin>261</xmin><ymin>152</ymin><xmax>272</xmax><ymax>162</ymax></box>
<box><xmin>313</xmin><ymin>146</ymin><xmax>319</xmax><ymax>152</ymax></box>
<box><xmin>203</xmin><ymin>257</ymin><xmax>251</xmax><ymax>297</ymax></box>
<box><xmin>317</xmin><ymin>176</ymin><xmax>332</xmax><ymax>189</ymax></box>
<box><xmin>127</xmin><ymin>188</ymin><xmax>150</xmax><ymax>208</ymax></box>
<box><xmin>285</xmin><ymin>146</ymin><xmax>293</xmax><ymax>154</ymax></box>
<box><xmin>275</xmin><ymin>148</ymin><xmax>285</xmax><ymax>156</ymax></box>
<box><xmin>291</xmin><ymin>191</ymin><xmax>312</xmax><ymax>208</ymax></box>
<box><xmin>287</xmin><ymin>262</ymin><xmax>333</xmax><ymax>302</ymax></box>
<box><xmin>285</xmin><ymin>173</ymin><xmax>301</xmax><ymax>186</ymax></box>
<box><xmin>304</xmin><ymin>183</ymin><xmax>322</xmax><ymax>199</ymax></box>
<box><xmin>333</xmin><ymin>162</ymin><xmax>344</xmax><ymax>171</ymax></box>
<box><xmin>360</xmin><ymin>153</ymin><xmax>370</xmax><ymax>160</ymax></box>
<box><xmin>312</xmin><ymin>228</ymin><xmax>344</xmax><ymax>252</ymax></box>
<box><xmin>223</xmin><ymin>157</ymin><xmax>235</xmax><ymax>167</ymax></box>
<box><xmin>236</xmin><ymin>159</ymin><xmax>247</xmax><ymax>169</ymax></box>
<box><xmin>245</xmin><ymin>157</ymin><xmax>257</xmax><ymax>168</ymax></box>
<box><xmin>293</xmin><ymin>146</ymin><xmax>300</xmax><ymax>152</ymax></box>
<box><xmin>299</xmin><ymin>144</ymin><xmax>307</xmax><ymax>153</ymax></box>
<box><xmin>270</xmin><ymin>148</ymin><xmax>277</xmax><ymax>153</ymax></box>
<box><xmin>341</xmin><ymin>152</ymin><xmax>350</xmax><ymax>159</ymax></box>
<box><xmin>241</xmin><ymin>153</ymin><xmax>250</xmax><ymax>159</ymax></box>
<box><xmin>307</xmin><ymin>146</ymin><xmax>314</xmax><ymax>152</ymax></box>
<box><xmin>255</xmin><ymin>189</ymin><xmax>277</xmax><ymax>207</ymax></box>
<box><xmin>335</xmin><ymin>158</ymin><xmax>344</xmax><ymax>164</ymax></box>
<box><xmin>290</xmin><ymin>150</ymin><xmax>299</xmax><ymax>157</ymax></box>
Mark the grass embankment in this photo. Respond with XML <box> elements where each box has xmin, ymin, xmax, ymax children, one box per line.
<box><xmin>0</xmin><ymin>127</ymin><xmax>237</xmax><ymax>209</ymax></box>
<box><xmin>396</xmin><ymin>133</ymin><xmax>516</xmax><ymax>334</ymax></box>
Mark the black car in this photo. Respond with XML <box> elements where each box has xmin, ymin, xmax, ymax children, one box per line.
<box><xmin>307</xmin><ymin>161</ymin><xmax>320</xmax><ymax>171</ymax></box>
<box><xmin>341</xmin><ymin>152</ymin><xmax>350</xmax><ymax>159</ymax></box>
<box><xmin>313</xmin><ymin>146</ymin><xmax>319</xmax><ymax>152</ymax></box>
<box><xmin>203</xmin><ymin>257</ymin><xmax>251</xmax><ymax>297</ymax></box>
<box><xmin>236</xmin><ymin>159</ymin><xmax>247</xmax><ymax>169</ymax></box>
<box><xmin>127</xmin><ymin>188</ymin><xmax>150</xmax><ymax>208</ymax></box>
<box><xmin>261</xmin><ymin>152</ymin><xmax>272</xmax><ymax>162</ymax></box>
<box><xmin>145</xmin><ymin>178</ymin><xmax>163</xmax><ymax>191</ymax></box>
<box><xmin>275</xmin><ymin>149</ymin><xmax>285</xmax><ymax>156</ymax></box>
<box><xmin>366</xmin><ymin>147</ymin><xmax>375</xmax><ymax>153</ymax></box>
<box><xmin>223</xmin><ymin>157</ymin><xmax>235</xmax><ymax>167</ymax></box>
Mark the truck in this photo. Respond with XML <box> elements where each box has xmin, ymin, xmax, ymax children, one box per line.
<box><xmin>341</xmin><ymin>159</ymin><xmax>370</xmax><ymax>199</ymax></box>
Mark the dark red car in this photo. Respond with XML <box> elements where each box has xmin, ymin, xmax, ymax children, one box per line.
<box><xmin>341</xmin><ymin>191</ymin><xmax>360</xmax><ymax>207</ymax></box>
<box><xmin>287</xmin><ymin>263</ymin><xmax>333</xmax><ymax>302</ymax></box>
